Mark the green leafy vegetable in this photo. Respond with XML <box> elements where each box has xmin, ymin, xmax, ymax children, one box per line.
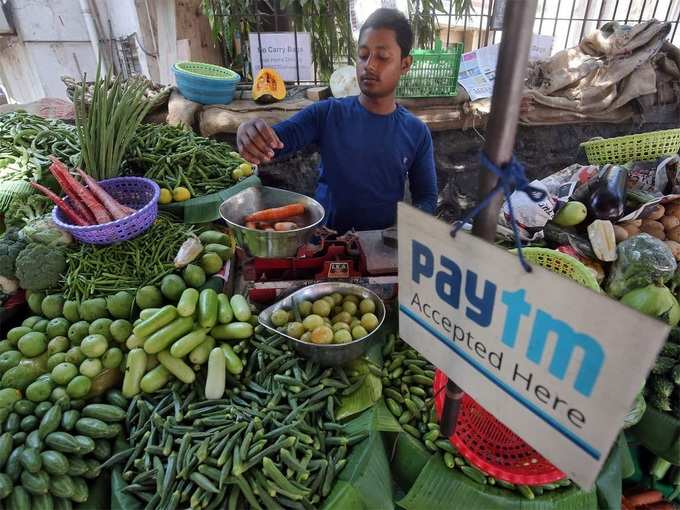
<box><xmin>4</xmin><ymin>193</ymin><xmax>53</xmax><ymax>229</ymax></box>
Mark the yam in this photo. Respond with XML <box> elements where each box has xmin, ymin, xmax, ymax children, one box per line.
<box><xmin>666</xmin><ymin>203</ymin><xmax>680</xmax><ymax>219</ymax></box>
<box><xmin>621</xmin><ymin>223</ymin><xmax>641</xmax><ymax>237</ymax></box>
<box><xmin>641</xmin><ymin>219</ymin><xmax>666</xmax><ymax>239</ymax></box>
<box><xmin>644</xmin><ymin>204</ymin><xmax>665</xmax><ymax>220</ymax></box>
<box><xmin>660</xmin><ymin>215</ymin><xmax>680</xmax><ymax>231</ymax></box>
<box><xmin>668</xmin><ymin>226</ymin><xmax>680</xmax><ymax>243</ymax></box>
<box><xmin>613</xmin><ymin>225</ymin><xmax>629</xmax><ymax>243</ymax></box>
<box><xmin>666</xmin><ymin>240</ymin><xmax>680</xmax><ymax>261</ymax></box>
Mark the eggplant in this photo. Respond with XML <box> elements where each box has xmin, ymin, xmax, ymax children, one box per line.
<box><xmin>588</xmin><ymin>165</ymin><xmax>627</xmax><ymax>221</ymax></box>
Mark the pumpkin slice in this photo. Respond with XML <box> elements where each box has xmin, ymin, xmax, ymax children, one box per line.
<box><xmin>252</xmin><ymin>68</ymin><xmax>286</xmax><ymax>103</ymax></box>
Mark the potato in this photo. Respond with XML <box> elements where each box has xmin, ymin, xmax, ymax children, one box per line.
<box><xmin>666</xmin><ymin>240</ymin><xmax>680</xmax><ymax>261</ymax></box>
<box><xmin>661</xmin><ymin>215</ymin><xmax>680</xmax><ymax>231</ymax></box>
<box><xmin>613</xmin><ymin>225</ymin><xmax>629</xmax><ymax>243</ymax></box>
<box><xmin>666</xmin><ymin>203</ymin><xmax>680</xmax><ymax>219</ymax></box>
<box><xmin>641</xmin><ymin>219</ymin><xmax>665</xmax><ymax>239</ymax></box>
<box><xmin>644</xmin><ymin>204</ymin><xmax>665</xmax><ymax>220</ymax></box>
<box><xmin>668</xmin><ymin>226</ymin><xmax>680</xmax><ymax>243</ymax></box>
<box><xmin>621</xmin><ymin>223</ymin><xmax>641</xmax><ymax>237</ymax></box>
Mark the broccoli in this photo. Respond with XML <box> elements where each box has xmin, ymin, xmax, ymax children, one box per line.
<box><xmin>0</xmin><ymin>229</ymin><xmax>27</xmax><ymax>278</ymax></box>
<box><xmin>605</xmin><ymin>233</ymin><xmax>677</xmax><ymax>298</ymax></box>
<box><xmin>14</xmin><ymin>243</ymin><xmax>66</xmax><ymax>291</ymax></box>
<box><xmin>4</xmin><ymin>193</ymin><xmax>53</xmax><ymax>229</ymax></box>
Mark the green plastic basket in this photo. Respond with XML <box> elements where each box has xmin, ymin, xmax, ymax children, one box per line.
<box><xmin>173</xmin><ymin>61</ymin><xmax>240</xmax><ymax>80</ymax></box>
<box><xmin>580</xmin><ymin>128</ymin><xmax>680</xmax><ymax>165</ymax></box>
<box><xmin>519</xmin><ymin>247</ymin><xmax>601</xmax><ymax>292</ymax></box>
<box><xmin>396</xmin><ymin>40</ymin><xmax>463</xmax><ymax>98</ymax></box>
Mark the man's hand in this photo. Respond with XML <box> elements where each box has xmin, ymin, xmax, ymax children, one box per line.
<box><xmin>236</xmin><ymin>119</ymin><xmax>284</xmax><ymax>165</ymax></box>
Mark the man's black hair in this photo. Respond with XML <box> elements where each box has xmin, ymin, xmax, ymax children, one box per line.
<box><xmin>359</xmin><ymin>8</ymin><xmax>413</xmax><ymax>57</ymax></box>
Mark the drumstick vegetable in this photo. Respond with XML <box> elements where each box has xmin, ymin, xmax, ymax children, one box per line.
<box><xmin>245</xmin><ymin>204</ymin><xmax>305</xmax><ymax>223</ymax></box>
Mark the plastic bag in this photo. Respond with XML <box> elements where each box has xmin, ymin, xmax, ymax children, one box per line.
<box><xmin>654</xmin><ymin>155</ymin><xmax>680</xmax><ymax>195</ymax></box>
<box><xmin>605</xmin><ymin>233</ymin><xmax>677</xmax><ymax>298</ymax></box>
<box><xmin>500</xmin><ymin>180</ymin><xmax>556</xmax><ymax>241</ymax></box>
<box><xmin>623</xmin><ymin>392</ymin><xmax>646</xmax><ymax>429</ymax></box>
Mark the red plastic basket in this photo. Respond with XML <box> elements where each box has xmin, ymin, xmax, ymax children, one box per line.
<box><xmin>433</xmin><ymin>370</ymin><xmax>565</xmax><ymax>486</ymax></box>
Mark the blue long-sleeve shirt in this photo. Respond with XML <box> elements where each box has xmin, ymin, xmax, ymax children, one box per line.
<box><xmin>272</xmin><ymin>96</ymin><xmax>437</xmax><ymax>233</ymax></box>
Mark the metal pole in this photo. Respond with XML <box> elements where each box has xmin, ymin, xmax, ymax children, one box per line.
<box><xmin>440</xmin><ymin>0</ymin><xmax>538</xmax><ymax>438</ymax></box>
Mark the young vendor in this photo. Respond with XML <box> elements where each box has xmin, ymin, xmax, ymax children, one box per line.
<box><xmin>236</xmin><ymin>8</ymin><xmax>437</xmax><ymax>233</ymax></box>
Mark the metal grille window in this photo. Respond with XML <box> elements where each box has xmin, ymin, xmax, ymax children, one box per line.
<box><xmin>203</xmin><ymin>0</ymin><xmax>680</xmax><ymax>85</ymax></box>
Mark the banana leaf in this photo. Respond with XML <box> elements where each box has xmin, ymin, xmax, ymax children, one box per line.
<box><xmin>76</xmin><ymin>469</ymin><xmax>111</xmax><ymax>510</ymax></box>
<box><xmin>343</xmin><ymin>399</ymin><xmax>403</xmax><ymax>435</ymax></box>
<box><xmin>110</xmin><ymin>438</ymin><xmax>144</xmax><ymax>510</ymax></box>
<box><xmin>336</xmin><ymin>342</ymin><xmax>384</xmax><ymax>421</ymax></box>
<box><xmin>160</xmin><ymin>174</ymin><xmax>261</xmax><ymax>223</ymax></box>
<box><xmin>596</xmin><ymin>433</ymin><xmax>623</xmax><ymax>510</ymax></box>
<box><xmin>398</xmin><ymin>454</ymin><xmax>598</xmax><ymax>510</ymax></box>
<box><xmin>322</xmin><ymin>430</ymin><xmax>394</xmax><ymax>510</ymax></box>
<box><xmin>631</xmin><ymin>406</ymin><xmax>680</xmax><ymax>464</ymax></box>
<box><xmin>390</xmin><ymin>431</ymin><xmax>433</xmax><ymax>491</ymax></box>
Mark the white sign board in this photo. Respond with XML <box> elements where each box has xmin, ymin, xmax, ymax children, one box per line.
<box><xmin>397</xmin><ymin>204</ymin><xmax>668</xmax><ymax>488</ymax></box>
<box><xmin>249</xmin><ymin>32</ymin><xmax>313</xmax><ymax>82</ymax></box>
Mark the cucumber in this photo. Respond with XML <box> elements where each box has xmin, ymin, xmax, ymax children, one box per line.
<box><xmin>6</xmin><ymin>446</ymin><xmax>23</xmax><ymax>481</ymax></box>
<box><xmin>189</xmin><ymin>336</ymin><xmax>215</xmax><ymax>365</ymax></box>
<box><xmin>54</xmin><ymin>496</ymin><xmax>73</xmax><ymax>510</ymax></box>
<box><xmin>205</xmin><ymin>348</ymin><xmax>226</xmax><ymax>400</ymax></box>
<box><xmin>21</xmin><ymin>470</ymin><xmax>50</xmax><ymax>495</ymax></box>
<box><xmin>41</xmin><ymin>451</ymin><xmax>70</xmax><ymax>476</ymax></box>
<box><xmin>198</xmin><ymin>289</ymin><xmax>219</xmax><ymax>329</ymax></box>
<box><xmin>9</xmin><ymin>486</ymin><xmax>30</xmax><ymax>510</ymax></box>
<box><xmin>170</xmin><ymin>329</ymin><xmax>207</xmax><ymax>358</ymax></box>
<box><xmin>38</xmin><ymin>405</ymin><xmax>62</xmax><ymax>439</ymax></box>
<box><xmin>139</xmin><ymin>365</ymin><xmax>171</xmax><ymax>393</ymax></box>
<box><xmin>221</xmin><ymin>344</ymin><xmax>244</xmax><ymax>375</ymax></box>
<box><xmin>211</xmin><ymin>322</ymin><xmax>253</xmax><ymax>340</ymax></box>
<box><xmin>216</xmin><ymin>294</ymin><xmax>233</xmax><ymax>324</ymax></box>
<box><xmin>20</xmin><ymin>415</ymin><xmax>39</xmax><ymax>432</ymax></box>
<box><xmin>19</xmin><ymin>447</ymin><xmax>42</xmax><ymax>473</ymax></box>
<box><xmin>198</xmin><ymin>230</ymin><xmax>229</xmax><ymax>246</ymax></box>
<box><xmin>0</xmin><ymin>472</ymin><xmax>12</xmax><ymax>499</ymax></box>
<box><xmin>70</xmin><ymin>477</ymin><xmax>88</xmax><ymax>503</ymax></box>
<box><xmin>26</xmin><ymin>430</ymin><xmax>42</xmax><ymax>450</ymax></box>
<box><xmin>0</xmin><ymin>432</ymin><xmax>12</xmax><ymax>469</ymax></box>
<box><xmin>157</xmin><ymin>351</ymin><xmax>195</xmax><ymax>384</ymax></box>
<box><xmin>14</xmin><ymin>399</ymin><xmax>36</xmax><ymax>416</ymax></box>
<box><xmin>66</xmin><ymin>457</ymin><xmax>88</xmax><ymax>477</ymax></box>
<box><xmin>229</xmin><ymin>294</ymin><xmax>251</xmax><ymax>322</ymax></box>
<box><xmin>73</xmin><ymin>419</ymin><xmax>107</xmax><ymax>441</ymax></box>
<box><xmin>133</xmin><ymin>305</ymin><xmax>178</xmax><ymax>339</ymax></box>
<box><xmin>205</xmin><ymin>243</ymin><xmax>232</xmax><ymax>261</ymax></box>
<box><xmin>32</xmin><ymin>493</ymin><xmax>54</xmax><ymax>510</ymax></box>
<box><xmin>82</xmin><ymin>404</ymin><xmax>125</xmax><ymax>422</ymax></box>
<box><xmin>105</xmin><ymin>390</ymin><xmax>128</xmax><ymax>409</ymax></box>
<box><xmin>121</xmin><ymin>348</ymin><xmax>147</xmax><ymax>398</ymax></box>
<box><xmin>4</xmin><ymin>412</ymin><xmax>20</xmax><ymax>433</ymax></box>
<box><xmin>49</xmin><ymin>474</ymin><xmax>75</xmax><ymax>499</ymax></box>
<box><xmin>143</xmin><ymin>317</ymin><xmax>194</xmax><ymax>354</ymax></box>
<box><xmin>92</xmin><ymin>439</ymin><xmax>111</xmax><ymax>461</ymax></box>
<box><xmin>73</xmin><ymin>435</ymin><xmax>95</xmax><ymax>453</ymax></box>
<box><xmin>45</xmin><ymin>432</ymin><xmax>80</xmax><ymax>454</ymax></box>
<box><xmin>177</xmin><ymin>288</ymin><xmax>200</xmax><ymax>317</ymax></box>
<box><xmin>60</xmin><ymin>411</ymin><xmax>79</xmax><ymax>432</ymax></box>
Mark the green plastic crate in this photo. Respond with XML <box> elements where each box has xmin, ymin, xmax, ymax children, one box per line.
<box><xmin>580</xmin><ymin>128</ymin><xmax>680</xmax><ymax>165</ymax></box>
<box><xmin>396</xmin><ymin>40</ymin><xmax>463</xmax><ymax>98</ymax></box>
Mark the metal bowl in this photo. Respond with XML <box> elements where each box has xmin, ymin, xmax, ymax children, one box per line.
<box><xmin>258</xmin><ymin>282</ymin><xmax>386</xmax><ymax>366</ymax></box>
<box><xmin>219</xmin><ymin>186</ymin><xmax>325</xmax><ymax>258</ymax></box>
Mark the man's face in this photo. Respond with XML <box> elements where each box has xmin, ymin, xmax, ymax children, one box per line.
<box><xmin>356</xmin><ymin>27</ymin><xmax>411</xmax><ymax>99</ymax></box>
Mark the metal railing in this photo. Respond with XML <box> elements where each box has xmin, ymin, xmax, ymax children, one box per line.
<box><xmin>206</xmin><ymin>0</ymin><xmax>680</xmax><ymax>85</ymax></box>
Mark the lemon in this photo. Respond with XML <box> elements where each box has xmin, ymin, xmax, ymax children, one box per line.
<box><xmin>173</xmin><ymin>187</ymin><xmax>191</xmax><ymax>202</ymax></box>
<box><xmin>239</xmin><ymin>162</ymin><xmax>254</xmax><ymax>177</ymax></box>
<box><xmin>232</xmin><ymin>168</ymin><xmax>244</xmax><ymax>180</ymax></box>
<box><xmin>159</xmin><ymin>188</ymin><xmax>173</xmax><ymax>204</ymax></box>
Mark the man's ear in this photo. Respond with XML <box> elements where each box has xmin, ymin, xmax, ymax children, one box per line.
<box><xmin>401</xmin><ymin>55</ymin><xmax>413</xmax><ymax>75</ymax></box>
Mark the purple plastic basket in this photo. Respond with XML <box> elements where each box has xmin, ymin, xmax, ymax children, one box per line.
<box><xmin>52</xmin><ymin>176</ymin><xmax>160</xmax><ymax>245</ymax></box>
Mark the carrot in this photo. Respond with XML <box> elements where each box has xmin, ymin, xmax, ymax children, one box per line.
<box><xmin>245</xmin><ymin>204</ymin><xmax>305</xmax><ymax>223</ymax></box>
<box><xmin>30</xmin><ymin>182</ymin><xmax>88</xmax><ymax>226</ymax></box>
<box><xmin>48</xmin><ymin>163</ymin><xmax>96</xmax><ymax>225</ymax></box>
<box><xmin>627</xmin><ymin>491</ymin><xmax>664</xmax><ymax>507</ymax></box>
<box><xmin>76</xmin><ymin>168</ymin><xmax>129</xmax><ymax>220</ymax></box>
<box><xmin>49</xmin><ymin>157</ymin><xmax>112</xmax><ymax>224</ymax></box>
